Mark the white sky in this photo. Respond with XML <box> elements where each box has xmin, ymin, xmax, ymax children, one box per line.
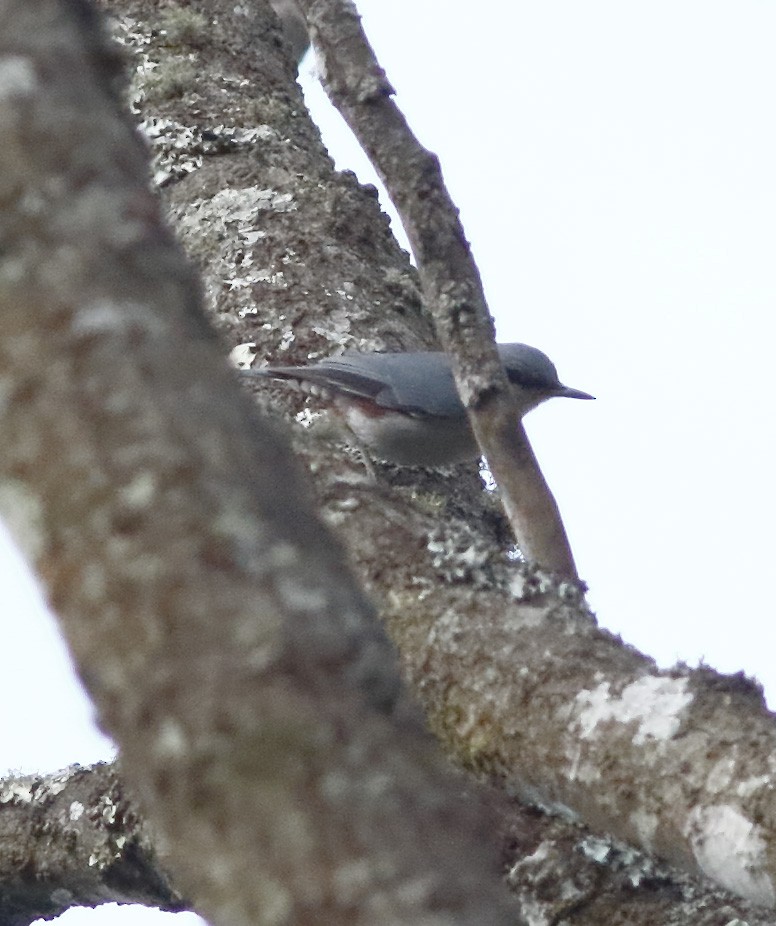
<box><xmin>2</xmin><ymin>2</ymin><xmax>774</xmax><ymax>923</ymax></box>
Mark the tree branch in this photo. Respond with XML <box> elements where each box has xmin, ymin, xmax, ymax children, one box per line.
<box><xmin>3</xmin><ymin>0</ymin><xmax>776</xmax><ymax>921</ymax></box>
<box><xmin>0</xmin><ymin>1</ymin><xmax>521</xmax><ymax>923</ymax></box>
<box><xmin>299</xmin><ymin>0</ymin><xmax>580</xmax><ymax>579</ymax></box>
<box><xmin>0</xmin><ymin>763</ymin><xmax>183</xmax><ymax>925</ymax></box>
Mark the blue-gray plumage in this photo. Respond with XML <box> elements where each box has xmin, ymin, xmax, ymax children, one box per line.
<box><xmin>247</xmin><ymin>343</ymin><xmax>594</xmax><ymax>466</ymax></box>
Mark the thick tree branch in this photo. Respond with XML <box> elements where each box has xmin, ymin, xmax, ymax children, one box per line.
<box><xmin>299</xmin><ymin>0</ymin><xmax>580</xmax><ymax>579</ymax></box>
<box><xmin>5</xmin><ymin>761</ymin><xmax>774</xmax><ymax>926</ymax></box>
<box><xmin>3</xmin><ymin>0</ymin><xmax>776</xmax><ymax>921</ymax></box>
<box><xmin>304</xmin><ymin>441</ymin><xmax>776</xmax><ymax>908</ymax></box>
<box><xmin>392</xmin><ymin>586</ymin><xmax>776</xmax><ymax>907</ymax></box>
<box><xmin>103</xmin><ymin>0</ymin><xmax>776</xmax><ymax>911</ymax></box>
<box><xmin>0</xmin><ymin>763</ymin><xmax>182</xmax><ymax>925</ymax></box>
<box><xmin>0</xmin><ymin>1</ymin><xmax>520</xmax><ymax>924</ymax></box>
<box><xmin>282</xmin><ymin>1</ymin><xmax>776</xmax><ymax>905</ymax></box>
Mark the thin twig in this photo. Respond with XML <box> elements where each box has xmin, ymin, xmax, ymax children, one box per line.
<box><xmin>301</xmin><ymin>0</ymin><xmax>580</xmax><ymax>579</ymax></box>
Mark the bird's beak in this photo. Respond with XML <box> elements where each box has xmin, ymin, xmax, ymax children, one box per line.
<box><xmin>559</xmin><ymin>385</ymin><xmax>596</xmax><ymax>401</ymax></box>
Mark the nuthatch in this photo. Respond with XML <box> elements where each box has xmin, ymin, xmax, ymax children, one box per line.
<box><xmin>247</xmin><ymin>343</ymin><xmax>594</xmax><ymax>467</ymax></box>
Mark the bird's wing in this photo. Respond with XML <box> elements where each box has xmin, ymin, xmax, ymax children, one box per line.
<box><xmin>251</xmin><ymin>352</ymin><xmax>464</xmax><ymax>418</ymax></box>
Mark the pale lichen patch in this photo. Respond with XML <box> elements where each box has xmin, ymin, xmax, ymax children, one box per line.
<box><xmin>0</xmin><ymin>55</ymin><xmax>37</xmax><ymax>100</ymax></box>
<box><xmin>575</xmin><ymin>675</ymin><xmax>692</xmax><ymax>745</ymax></box>
<box><xmin>0</xmin><ymin>480</ymin><xmax>46</xmax><ymax>561</ymax></box>
<box><xmin>119</xmin><ymin>472</ymin><xmax>158</xmax><ymax>510</ymax></box>
<box><xmin>687</xmin><ymin>803</ymin><xmax>776</xmax><ymax>906</ymax></box>
<box><xmin>69</xmin><ymin>800</ymin><xmax>85</xmax><ymax>821</ymax></box>
<box><xmin>629</xmin><ymin>808</ymin><xmax>659</xmax><ymax>852</ymax></box>
<box><xmin>154</xmin><ymin>717</ymin><xmax>188</xmax><ymax>759</ymax></box>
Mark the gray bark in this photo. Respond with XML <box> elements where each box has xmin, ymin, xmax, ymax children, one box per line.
<box><xmin>0</xmin><ymin>764</ymin><xmax>182</xmax><ymax>924</ymax></box>
<box><xmin>1</xmin><ymin>0</ymin><xmax>776</xmax><ymax>924</ymax></box>
<box><xmin>0</xmin><ymin>1</ymin><xmax>519</xmax><ymax>924</ymax></box>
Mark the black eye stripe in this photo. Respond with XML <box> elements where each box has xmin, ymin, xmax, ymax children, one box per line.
<box><xmin>506</xmin><ymin>369</ymin><xmax>559</xmax><ymax>389</ymax></box>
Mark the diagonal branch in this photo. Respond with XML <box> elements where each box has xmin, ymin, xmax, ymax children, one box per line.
<box><xmin>0</xmin><ymin>763</ymin><xmax>183</xmax><ymax>925</ymax></box>
<box><xmin>300</xmin><ymin>0</ymin><xmax>580</xmax><ymax>579</ymax></box>
<box><xmin>0</xmin><ymin>0</ymin><xmax>522</xmax><ymax>923</ymax></box>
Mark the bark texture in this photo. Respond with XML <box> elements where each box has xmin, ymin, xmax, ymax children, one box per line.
<box><xmin>1</xmin><ymin>0</ymin><xmax>776</xmax><ymax>924</ymax></box>
<box><xmin>299</xmin><ymin>0</ymin><xmax>580</xmax><ymax>579</ymax></box>
<box><xmin>0</xmin><ymin>1</ymin><xmax>519</xmax><ymax>924</ymax></box>
<box><xmin>0</xmin><ymin>764</ymin><xmax>182</xmax><ymax>924</ymax></box>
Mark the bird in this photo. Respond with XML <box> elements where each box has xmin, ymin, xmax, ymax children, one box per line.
<box><xmin>245</xmin><ymin>343</ymin><xmax>594</xmax><ymax>467</ymax></box>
